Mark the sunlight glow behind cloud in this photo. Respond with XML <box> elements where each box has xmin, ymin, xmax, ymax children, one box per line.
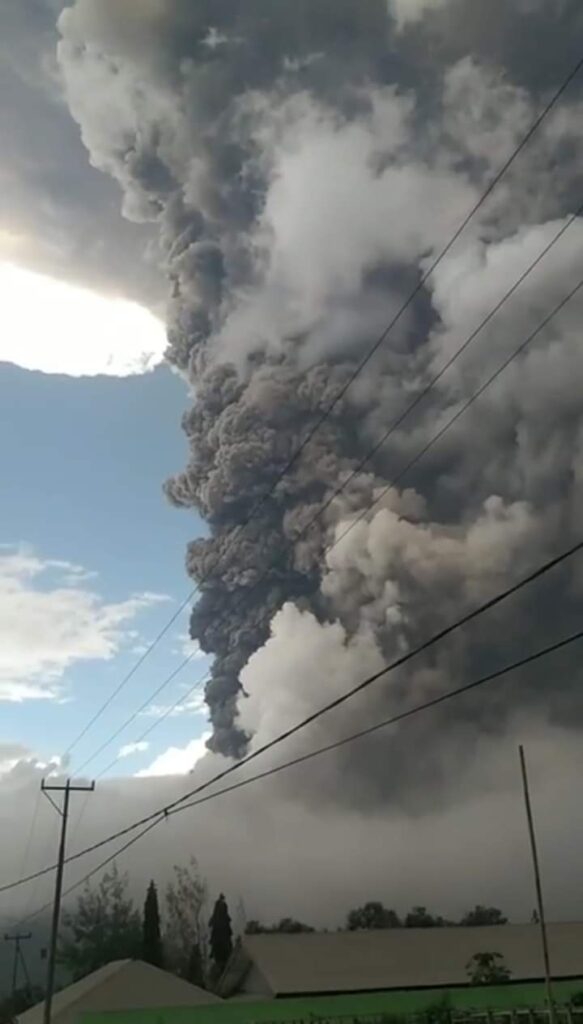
<box><xmin>0</xmin><ymin>262</ymin><xmax>166</xmax><ymax>376</ymax></box>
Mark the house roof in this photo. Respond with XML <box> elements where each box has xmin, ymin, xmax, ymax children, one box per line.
<box><xmin>17</xmin><ymin>959</ymin><xmax>221</xmax><ymax>1024</ymax></box>
<box><xmin>220</xmin><ymin>923</ymin><xmax>583</xmax><ymax>997</ymax></box>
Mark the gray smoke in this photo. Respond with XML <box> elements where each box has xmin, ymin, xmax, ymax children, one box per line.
<box><xmin>57</xmin><ymin>0</ymin><xmax>583</xmax><ymax>802</ymax></box>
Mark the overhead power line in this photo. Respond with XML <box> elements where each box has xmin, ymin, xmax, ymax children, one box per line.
<box><xmin>330</xmin><ymin>273</ymin><xmax>583</xmax><ymax>556</ymax></box>
<box><xmin>62</xmin><ymin>54</ymin><xmax>583</xmax><ymax>762</ymax></box>
<box><xmin>18</xmin><ymin>817</ymin><xmax>160</xmax><ymax>929</ymax></box>
<box><xmin>17</xmin><ymin>622</ymin><xmax>583</xmax><ymax>929</ymax></box>
<box><xmin>63</xmin><ymin>593</ymin><xmax>195</xmax><ymax>759</ymax></box>
<box><xmin>74</xmin><ymin>652</ymin><xmax>197</xmax><ymax>776</ymax></box>
<box><xmin>2</xmin><ymin>533</ymin><xmax>582</xmax><ymax>900</ymax></box>
<box><xmin>95</xmin><ymin>670</ymin><xmax>210</xmax><ymax>780</ymax></box>
<box><xmin>82</xmin><ymin>215</ymin><xmax>582</xmax><ymax>776</ymax></box>
<box><xmin>167</xmin><ymin>627</ymin><xmax>583</xmax><ymax>815</ymax></box>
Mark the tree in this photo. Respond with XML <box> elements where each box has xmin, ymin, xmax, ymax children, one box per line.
<box><xmin>245</xmin><ymin>920</ymin><xmax>265</xmax><ymax>935</ymax></box>
<box><xmin>185</xmin><ymin>942</ymin><xmax>205</xmax><ymax>988</ymax></box>
<box><xmin>142</xmin><ymin>880</ymin><xmax>164</xmax><ymax>968</ymax></box>
<box><xmin>346</xmin><ymin>902</ymin><xmax>401</xmax><ymax>930</ymax></box>
<box><xmin>245</xmin><ymin>917</ymin><xmax>314</xmax><ymax>934</ymax></box>
<box><xmin>466</xmin><ymin>952</ymin><xmax>511</xmax><ymax>985</ymax></box>
<box><xmin>272</xmin><ymin>917</ymin><xmax>314</xmax><ymax>933</ymax></box>
<box><xmin>165</xmin><ymin>858</ymin><xmax>209</xmax><ymax>984</ymax></box>
<box><xmin>209</xmin><ymin>894</ymin><xmax>233</xmax><ymax>977</ymax></box>
<box><xmin>59</xmin><ymin>864</ymin><xmax>141</xmax><ymax>980</ymax></box>
<box><xmin>404</xmin><ymin>907</ymin><xmax>444</xmax><ymax>928</ymax></box>
<box><xmin>461</xmin><ymin>906</ymin><xmax>508</xmax><ymax>926</ymax></box>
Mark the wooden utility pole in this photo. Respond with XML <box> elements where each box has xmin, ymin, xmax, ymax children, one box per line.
<box><xmin>519</xmin><ymin>745</ymin><xmax>555</xmax><ymax>1024</ymax></box>
<box><xmin>41</xmin><ymin>778</ymin><xmax>95</xmax><ymax>1024</ymax></box>
<box><xmin>3</xmin><ymin>932</ymin><xmax>31</xmax><ymax>995</ymax></box>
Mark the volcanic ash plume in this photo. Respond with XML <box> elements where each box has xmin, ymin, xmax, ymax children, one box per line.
<box><xmin>57</xmin><ymin>0</ymin><xmax>583</xmax><ymax>799</ymax></box>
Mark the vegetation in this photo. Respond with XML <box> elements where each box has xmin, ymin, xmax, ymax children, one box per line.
<box><xmin>209</xmin><ymin>894</ymin><xmax>233</xmax><ymax>978</ymax></box>
<box><xmin>404</xmin><ymin>907</ymin><xmax>448</xmax><ymax>928</ymax></box>
<box><xmin>50</xmin><ymin>851</ymin><xmax>512</xmax><ymax>990</ymax></box>
<box><xmin>246</xmin><ymin>918</ymin><xmax>314</xmax><ymax>934</ymax></box>
<box><xmin>164</xmin><ymin>858</ymin><xmax>209</xmax><ymax>985</ymax></box>
<box><xmin>466</xmin><ymin>951</ymin><xmax>511</xmax><ymax>985</ymax></box>
<box><xmin>344</xmin><ymin>901</ymin><xmax>507</xmax><ymax>931</ymax></box>
<box><xmin>58</xmin><ymin>864</ymin><xmax>141</xmax><ymax>979</ymax></box>
<box><xmin>346</xmin><ymin>901</ymin><xmax>401</xmax><ymax>930</ymax></box>
<box><xmin>142</xmin><ymin>880</ymin><xmax>164</xmax><ymax>968</ymax></box>
<box><xmin>421</xmin><ymin>994</ymin><xmax>453</xmax><ymax>1024</ymax></box>
<box><xmin>461</xmin><ymin>906</ymin><xmax>508</xmax><ymax>926</ymax></box>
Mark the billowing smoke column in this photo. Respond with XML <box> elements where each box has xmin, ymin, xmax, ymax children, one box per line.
<box><xmin>57</xmin><ymin>0</ymin><xmax>583</xmax><ymax>795</ymax></box>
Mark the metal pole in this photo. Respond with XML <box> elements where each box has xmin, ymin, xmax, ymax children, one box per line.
<box><xmin>519</xmin><ymin>745</ymin><xmax>555</xmax><ymax>1024</ymax></box>
<box><xmin>3</xmin><ymin>934</ymin><xmax>31</xmax><ymax>996</ymax></box>
<box><xmin>41</xmin><ymin>778</ymin><xmax>94</xmax><ymax>1024</ymax></box>
<box><xmin>12</xmin><ymin>937</ymin><xmax>19</xmax><ymax>996</ymax></box>
<box><xmin>43</xmin><ymin>780</ymin><xmax>70</xmax><ymax>1024</ymax></box>
<box><xmin>19</xmin><ymin>941</ymin><xmax>31</xmax><ymax>992</ymax></box>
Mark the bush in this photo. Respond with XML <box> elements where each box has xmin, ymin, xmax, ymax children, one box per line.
<box><xmin>422</xmin><ymin>994</ymin><xmax>453</xmax><ymax>1024</ymax></box>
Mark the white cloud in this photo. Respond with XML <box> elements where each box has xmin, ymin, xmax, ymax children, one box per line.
<box><xmin>0</xmin><ymin>261</ymin><xmax>166</xmax><ymax>376</ymax></box>
<box><xmin>175</xmin><ymin>634</ymin><xmax>207</xmax><ymax>660</ymax></box>
<box><xmin>387</xmin><ymin>0</ymin><xmax>449</xmax><ymax>29</ymax></box>
<box><xmin>142</xmin><ymin>688</ymin><xmax>207</xmax><ymax>719</ymax></box>
<box><xmin>136</xmin><ymin>730</ymin><xmax>211</xmax><ymax>777</ymax></box>
<box><xmin>118</xmin><ymin>741</ymin><xmax>149</xmax><ymax>759</ymax></box>
<box><xmin>0</xmin><ymin>547</ymin><xmax>164</xmax><ymax>702</ymax></box>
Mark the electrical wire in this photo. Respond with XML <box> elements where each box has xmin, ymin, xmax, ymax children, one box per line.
<box><xmin>168</xmin><ymin>626</ymin><xmax>583</xmax><ymax>816</ymax></box>
<box><xmin>17</xmin><ymin>817</ymin><xmax>161</xmax><ymax>928</ymax></box>
<box><xmin>18</xmin><ymin>791</ymin><xmax>41</xmax><ymax>888</ymax></box>
<box><xmin>329</xmin><ymin>274</ymin><xmax>583</xmax><ymax>557</ymax></box>
<box><xmin>20</xmin><ymin>800</ymin><xmax>58</xmax><ymax>924</ymax></box>
<box><xmin>74</xmin><ymin>652</ymin><xmax>197</xmax><ymax>776</ymax></box>
<box><xmin>17</xmin><ymin>622</ymin><xmax>583</xmax><ymax>927</ymax></box>
<box><xmin>63</xmin><ymin>593</ymin><xmax>195</xmax><ymax>759</ymax></box>
<box><xmin>60</xmin><ymin>54</ymin><xmax>583</xmax><ymax>762</ymax></box>
<box><xmin>78</xmin><ymin>214</ymin><xmax>581</xmax><ymax>776</ymax></box>
<box><xmin>95</xmin><ymin>670</ymin><xmax>210</xmax><ymax>780</ymax></box>
<box><xmin>2</xmin><ymin>531</ymin><xmax>582</xmax><ymax>899</ymax></box>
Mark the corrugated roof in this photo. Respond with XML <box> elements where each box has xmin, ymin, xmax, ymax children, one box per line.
<box><xmin>237</xmin><ymin>923</ymin><xmax>583</xmax><ymax>996</ymax></box>
<box><xmin>17</xmin><ymin>959</ymin><xmax>221</xmax><ymax>1024</ymax></box>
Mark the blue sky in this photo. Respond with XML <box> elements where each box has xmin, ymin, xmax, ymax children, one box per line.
<box><xmin>0</xmin><ymin>357</ymin><xmax>212</xmax><ymax>778</ymax></box>
<box><xmin>0</xmin><ymin>0</ymin><xmax>218</xmax><ymax>784</ymax></box>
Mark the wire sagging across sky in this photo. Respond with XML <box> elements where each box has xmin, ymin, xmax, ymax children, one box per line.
<box><xmin>2</xmin><ymin>529</ymin><xmax>583</xmax><ymax>901</ymax></box>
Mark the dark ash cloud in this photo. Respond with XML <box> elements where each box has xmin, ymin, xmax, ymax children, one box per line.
<box><xmin>0</xmin><ymin>0</ymin><xmax>163</xmax><ymax>308</ymax></box>
<box><xmin>53</xmin><ymin>0</ymin><xmax>583</xmax><ymax>809</ymax></box>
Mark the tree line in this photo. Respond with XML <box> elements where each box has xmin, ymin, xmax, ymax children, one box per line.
<box><xmin>58</xmin><ymin>859</ymin><xmax>233</xmax><ymax>989</ymax></box>
<box><xmin>0</xmin><ymin>858</ymin><xmax>513</xmax><ymax>1023</ymax></box>
<box><xmin>247</xmin><ymin>901</ymin><xmax>508</xmax><ymax>934</ymax></box>
<box><xmin>57</xmin><ymin>864</ymin><xmax>510</xmax><ymax>985</ymax></box>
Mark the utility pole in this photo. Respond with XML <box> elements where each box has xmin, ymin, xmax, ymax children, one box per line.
<box><xmin>519</xmin><ymin>745</ymin><xmax>555</xmax><ymax>1024</ymax></box>
<box><xmin>3</xmin><ymin>932</ymin><xmax>31</xmax><ymax>996</ymax></box>
<box><xmin>41</xmin><ymin>778</ymin><xmax>95</xmax><ymax>1024</ymax></box>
